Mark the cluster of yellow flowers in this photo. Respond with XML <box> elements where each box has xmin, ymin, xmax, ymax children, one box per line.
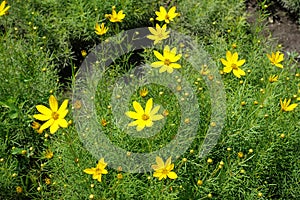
<box><xmin>147</xmin><ymin>6</ymin><xmax>178</xmax><ymax>45</ymax></box>
<box><xmin>87</xmin><ymin>3</ymin><xmax>181</xmax><ymax>176</ymax></box>
<box><xmin>95</xmin><ymin>6</ymin><xmax>125</xmax><ymax>36</ymax></box>
<box><xmin>220</xmin><ymin>50</ymin><xmax>284</xmax><ymax>79</ymax></box>
<box><xmin>220</xmin><ymin>50</ymin><xmax>297</xmax><ymax>111</ymax></box>
<box><xmin>84</xmin><ymin>156</ymin><xmax>177</xmax><ymax>182</ymax></box>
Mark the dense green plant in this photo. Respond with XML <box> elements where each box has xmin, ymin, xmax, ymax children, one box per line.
<box><xmin>0</xmin><ymin>0</ymin><xmax>299</xmax><ymax>199</ymax></box>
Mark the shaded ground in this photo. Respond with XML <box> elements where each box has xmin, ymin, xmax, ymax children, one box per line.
<box><xmin>246</xmin><ymin>0</ymin><xmax>300</xmax><ymax>58</ymax></box>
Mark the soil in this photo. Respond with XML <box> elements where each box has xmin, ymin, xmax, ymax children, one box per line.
<box><xmin>246</xmin><ymin>0</ymin><xmax>300</xmax><ymax>59</ymax></box>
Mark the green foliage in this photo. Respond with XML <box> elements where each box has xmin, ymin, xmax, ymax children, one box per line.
<box><xmin>279</xmin><ymin>0</ymin><xmax>300</xmax><ymax>16</ymax></box>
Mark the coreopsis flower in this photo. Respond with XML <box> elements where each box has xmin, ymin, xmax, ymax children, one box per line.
<box><xmin>84</xmin><ymin>158</ymin><xmax>108</xmax><ymax>182</ymax></box>
<box><xmin>95</xmin><ymin>23</ymin><xmax>108</xmax><ymax>35</ymax></box>
<box><xmin>280</xmin><ymin>98</ymin><xmax>297</xmax><ymax>112</ymax></box>
<box><xmin>105</xmin><ymin>7</ymin><xmax>125</xmax><ymax>22</ymax></box>
<box><xmin>268</xmin><ymin>75</ymin><xmax>279</xmax><ymax>83</ymax></box>
<box><xmin>139</xmin><ymin>88</ymin><xmax>148</xmax><ymax>97</ymax></box>
<box><xmin>267</xmin><ymin>51</ymin><xmax>284</xmax><ymax>68</ymax></box>
<box><xmin>45</xmin><ymin>149</ymin><xmax>53</xmax><ymax>159</ymax></box>
<box><xmin>151</xmin><ymin>156</ymin><xmax>177</xmax><ymax>180</ymax></box>
<box><xmin>101</xmin><ymin>119</ymin><xmax>107</xmax><ymax>127</ymax></box>
<box><xmin>31</xmin><ymin>121</ymin><xmax>41</xmax><ymax>130</ymax></box>
<box><xmin>45</xmin><ymin>178</ymin><xmax>51</xmax><ymax>185</ymax></box>
<box><xmin>0</xmin><ymin>1</ymin><xmax>10</xmax><ymax>16</ymax></box>
<box><xmin>33</xmin><ymin>95</ymin><xmax>68</xmax><ymax>134</ymax></box>
<box><xmin>125</xmin><ymin>98</ymin><xmax>163</xmax><ymax>131</ymax></box>
<box><xmin>151</xmin><ymin>45</ymin><xmax>182</xmax><ymax>73</ymax></box>
<box><xmin>220</xmin><ymin>51</ymin><xmax>246</xmax><ymax>78</ymax></box>
<box><xmin>147</xmin><ymin>24</ymin><xmax>170</xmax><ymax>45</ymax></box>
<box><xmin>81</xmin><ymin>50</ymin><xmax>87</xmax><ymax>57</ymax></box>
<box><xmin>155</xmin><ymin>6</ymin><xmax>178</xmax><ymax>23</ymax></box>
<box><xmin>16</xmin><ymin>186</ymin><xmax>23</xmax><ymax>193</ymax></box>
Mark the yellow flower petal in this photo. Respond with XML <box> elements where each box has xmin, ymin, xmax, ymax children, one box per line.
<box><xmin>125</xmin><ymin>111</ymin><xmax>140</xmax><ymax>119</ymax></box>
<box><xmin>232</xmin><ymin>69</ymin><xmax>242</xmax><ymax>78</ymax></box>
<box><xmin>49</xmin><ymin>95</ymin><xmax>58</xmax><ymax>112</ymax></box>
<box><xmin>133</xmin><ymin>101</ymin><xmax>144</xmax><ymax>114</ymax></box>
<box><xmin>36</xmin><ymin>105</ymin><xmax>52</xmax><ymax>116</ymax></box>
<box><xmin>150</xmin><ymin>105</ymin><xmax>160</xmax><ymax>116</ymax></box>
<box><xmin>151</xmin><ymin>61</ymin><xmax>164</xmax><ymax>68</ymax></box>
<box><xmin>145</xmin><ymin>98</ymin><xmax>153</xmax><ymax>114</ymax></box>
<box><xmin>223</xmin><ymin>66</ymin><xmax>232</xmax><ymax>73</ymax></box>
<box><xmin>167</xmin><ymin>171</ymin><xmax>177</xmax><ymax>179</ymax></box>
<box><xmin>57</xmin><ymin>119</ymin><xmax>68</xmax><ymax>128</ymax></box>
<box><xmin>151</xmin><ymin>114</ymin><xmax>164</xmax><ymax>121</ymax></box>
<box><xmin>40</xmin><ymin>119</ymin><xmax>54</xmax><ymax>130</ymax></box>
<box><xmin>33</xmin><ymin>114</ymin><xmax>51</xmax><ymax>121</ymax></box>
<box><xmin>286</xmin><ymin>104</ymin><xmax>297</xmax><ymax>111</ymax></box>
<box><xmin>169</xmin><ymin>63</ymin><xmax>181</xmax><ymax>69</ymax></box>
<box><xmin>153</xmin><ymin>50</ymin><xmax>165</xmax><ymax>61</ymax></box>
<box><xmin>50</xmin><ymin>121</ymin><xmax>60</xmax><ymax>134</ymax></box>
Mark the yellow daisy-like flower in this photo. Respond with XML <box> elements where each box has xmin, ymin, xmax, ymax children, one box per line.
<box><xmin>268</xmin><ymin>75</ymin><xmax>279</xmax><ymax>83</ymax></box>
<box><xmin>45</xmin><ymin>149</ymin><xmax>53</xmax><ymax>159</ymax></box>
<box><xmin>155</xmin><ymin>6</ymin><xmax>178</xmax><ymax>24</ymax></box>
<box><xmin>139</xmin><ymin>88</ymin><xmax>148</xmax><ymax>97</ymax></box>
<box><xmin>220</xmin><ymin>51</ymin><xmax>246</xmax><ymax>78</ymax></box>
<box><xmin>151</xmin><ymin>156</ymin><xmax>177</xmax><ymax>180</ymax></box>
<box><xmin>267</xmin><ymin>51</ymin><xmax>284</xmax><ymax>68</ymax></box>
<box><xmin>84</xmin><ymin>158</ymin><xmax>108</xmax><ymax>182</ymax></box>
<box><xmin>0</xmin><ymin>1</ymin><xmax>10</xmax><ymax>16</ymax></box>
<box><xmin>81</xmin><ymin>50</ymin><xmax>87</xmax><ymax>57</ymax></box>
<box><xmin>280</xmin><ymin>98</ymin><xmax>297</xmax><ymax>112</ymax></box>
<box><xmin>95</xmin><ymin>23</ymin><xmax>108</xmax><ymax>36</ymax></box>
<box><xmin>147</xmin><ymin>24</ymin><xmax>170</xmax><ymax>45</ymax></box>
<box><xmin>105</xmin><ymin>7</ymin><xmax>125</xmax><ymax>23</ymax></box>
<box><xmin>33</xmin><ymin>95</ymin><xmax>69</xmax><ymax>134</ymax></box>
<box><xmin>125</xmin><ymin>98</ymin><xmax>163</xmax><ymax>131</ymax></box>
<box><xmin>151</xmin><ymin>45</ymin><xmax>182</xmax><ymax>73</ymax></box>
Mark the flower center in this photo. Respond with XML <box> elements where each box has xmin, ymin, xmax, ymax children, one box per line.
<box><xmin>231</xmin><ymin>63</ymin><xmax>238</xmax><ymax>69</ymax></box>
<box><xmin>95</xmin><ymin>168</ymin><xmax>102</xmax><ymax>174</ymax></box>
<box><xmin>165</xmin><ymin>14</ymin><xmax>170</xmax><ymax>20</ymax></box>
<box><xmin>164</xmin><ymin>59</ymin><xmax>171</xmax><ymax>66</ymax></box>
<box><xmin>141</xmin><ymin>114</ymin><xmax>150</xmax><ymax>121</ymax></box>
<box><xmin>162</xmin><ymin>168</ymin><xmax>169</xmax><ymax>175</ymax></box>
<box><xmin>52</xmin><ymin>112</ymin><xmax>59</xmax><ymax>120</ymax></box>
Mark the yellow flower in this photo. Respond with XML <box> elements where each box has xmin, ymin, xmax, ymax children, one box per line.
<box><xmin>84</xmin><ymin>158</ymin><xmax>108</xmax><ymax>182</ymax></box>
<box><xmin>101</xmin><ymin>119</ymin><xmax>107</xmax><ymax>127</ymax></box>
<box><xmin>33</xmin><ymin>95</ymin><xmax>69</xmax><ymax>134</ymax></box>
<box><xmin>45</xmin><ymin>178</ymin><xmax>51</xmax><ymax>185</ymax></box>
<box><xmin>125</xmin><ymin>98</ymin><xmax>163</xmax><ymax>131</ymax></box>
<box><xmin>220</xmin><ymin>51</ymin><xmax>246</xmax><ymax>78</ymax></box>
<box><xmin>139</xmin><ymin>88</ymin><xmax>148</xmax><ymax>97</ymax></box>
<box><xmin>31</xmin><ymin>121</ymin><xmax>41</xmax><ymax>130</ymax></box>
<box><xmin>151</xmin><ymin>45</ymin><xmax>182</xmax><ymax>73</ymax></box>
<box><xmin>151</xmin><ymin>156</ymin><xmax>177</xmax><ymax>180</ymax></box>
<box><xmin>268</xmin><ymin>75</ymin><xmax>279</xmax><ymax>83</ymax></box>
<box><xmin>16</xmin><ymin>186</ymin><xmax>23</xmax><ymax>193</ymax></box>
<box><xmin>0</xmin><ymin>1</ymin><xmax>10</xmax><ymax>16</ymax></box>
<box><xmin>155</xmin><ymin>6</ymin><xmax>178</xmax><ymax>23</ymax></box>
<box><xmin>45</xmin><ymin>149</ymin><xmax>53</xmax><ymax>159</ymax></box>
<box><xmin>280</xmin><ymin>98</ymin><xmax>297</xmax><ymax>112</ymax></box>
<box><xmin>105</xmin><ymin>7</ymin><xmax>125</xmax><ymax>23</ymax></box>
<box><xmin>81</xmin><ymin>50</ymin><xmax>87</xmax><ymax>57</ymax></box>
<box><xmin>95</xmin><ymin>23</ymin><xmax>108</xmax><ymax>35</ymax></box>
<box><xmin>117</xmin><ymin>173</ymin><xmax>123</xmax><ymax>179</ymax></box>
<box><xmin>267</xmin><ymin>51</ymin><xmax>284</xmax><ymax>68</ymax></box>
<box><xmin>147</xmin><ymin>24</ymin><xmax>170</xmax><ymax>45</ymax></box>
